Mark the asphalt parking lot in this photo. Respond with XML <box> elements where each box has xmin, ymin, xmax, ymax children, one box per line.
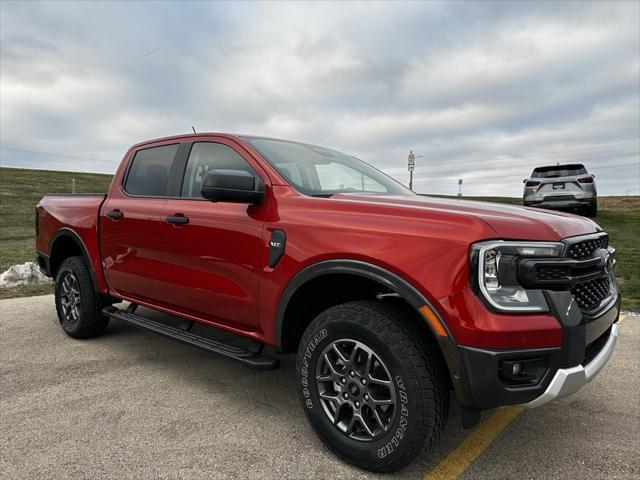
<box><xmin>1</xmin><ymin>295</ymin><xmax>638</xmax><ymax>480</ymax></box>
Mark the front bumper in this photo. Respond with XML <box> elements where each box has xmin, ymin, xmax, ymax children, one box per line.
<box><xmin>453</xmin><ymin>287</ymin><xmax>621</xmax><ymax>410</ymax></box>
<box><xmin>524</xmin><ymin>191</ymin><xmax>595</xmax><ymax>210</ymax></box>
<box><xmin>524</xmin><ymin>197</ymin><xmax>595</xmax><ymax>210</ymax></box>
<box><xmin>523</xmin><ymin>323</ymin><xmax>619</xmax><ymax>407</ymax></box>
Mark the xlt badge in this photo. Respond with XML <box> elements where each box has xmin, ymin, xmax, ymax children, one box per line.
<box><xmin>268</xmin><ymin>230</ymin><xmax>286</xmax><ymax>268</ymax></box>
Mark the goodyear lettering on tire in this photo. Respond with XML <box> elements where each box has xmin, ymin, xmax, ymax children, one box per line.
<box><xmin>301</xmin><ymin>328</ymin><xmax>328</xmax><ymax>409</ymax></box>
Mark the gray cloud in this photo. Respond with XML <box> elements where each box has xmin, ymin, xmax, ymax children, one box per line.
<box><xmin>1</xmin><ymin>0</ymin><xmax>638</xmax><ymax>196</ymax></box>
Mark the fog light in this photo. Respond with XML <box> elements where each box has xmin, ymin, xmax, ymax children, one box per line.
<box><xmin>512</xmin><ymin>362</ymin><xmax>522</xmax><ymax>376</ymax></box>
<box><xmin>499</xmin><ymin>357</ymin><xmax>550</xmax><ymax>387</ymax></box>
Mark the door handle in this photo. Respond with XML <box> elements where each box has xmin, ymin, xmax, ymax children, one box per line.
<box><xmin>106</xmin><ymin>210</ymin><xmax>124</xmax><ymax>219</ymax></box>
<box><xmin>166</xmin><ymin>214</ymin><xmax>189</xmax><ymax>225</ymax></box>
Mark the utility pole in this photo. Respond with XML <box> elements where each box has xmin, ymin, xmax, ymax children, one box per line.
<box><xmin>458</xmin><ymin>179</ymin><xmax>463</xmax><ymax>197</ymax></box>
<box><xmin>408</xmin><ymin>150</ymin><xmax>422</xmax><ymax>191</ymax></box>
<box><xmin>71</xmin><ymin>177</ymin><xmax>76</xmax><ymax>194</ymax></box>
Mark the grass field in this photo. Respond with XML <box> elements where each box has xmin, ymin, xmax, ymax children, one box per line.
<box><xmin>0</xmin><ymin>167</ymin><xmax>113</xmax><ymax>273</ymax></box>
<box><xmin>0</xmin><ymin>167</ymin><xmax>638</xmax><ymax>309</ymax></box>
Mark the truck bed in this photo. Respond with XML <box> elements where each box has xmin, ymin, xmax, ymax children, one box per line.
<box><xmin>36</xmin><ymin>194</ymin><xmax>107</xmax><ymax>291</ymax></box>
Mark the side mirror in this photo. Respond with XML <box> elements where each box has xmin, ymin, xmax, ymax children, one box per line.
<box><xmin>522</xmin><ymin>179</ymin><xmax>528</xmax><ymax>184</ymax></box>
<box><xmin>201</xmin><ymin>170</ymin><xmax>265</xmax><ymax>204</ymax></box>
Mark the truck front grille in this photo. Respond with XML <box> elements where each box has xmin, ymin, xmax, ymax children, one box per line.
<box><xmin>571</xmin><ymin>276</ymin><xmax>611</xmax><ymax>311</ymax></box>
<box><xmin>534</xmin><ymin>264</ymin><xmax>571</xmax><ymax>281</ymax></box>
<box><xmin>567</xmin><ymin>235</ymin><xmax>609</xmax><ymax>260</ymax></box>
<box><xmin>518</xmin><ymin>233</ymin><xmax>615</xmax><ymax>314</ymax></box>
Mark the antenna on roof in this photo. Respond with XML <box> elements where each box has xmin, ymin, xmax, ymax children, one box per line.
<box><xmin>192</xmin><ymin>126</ymin><xmax>197</xmax><ymax>133</ymax></box>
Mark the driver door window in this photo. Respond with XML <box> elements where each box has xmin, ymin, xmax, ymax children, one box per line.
<box><xmin>181</xmin><ymin>142</ymin><xmax>254</xmax><ymax>198</ymax></box>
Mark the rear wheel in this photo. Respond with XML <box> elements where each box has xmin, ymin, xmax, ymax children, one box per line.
<box><xmin>584</xmin><ymin>200</ymin><xmax>597</xmax><ymax>218</ymax></box>
<box><xmin>296</xmin><ymin>300</ymin><xmax>449</xmax><ymax>472</ymax></box>
<box><xmin>54</xmin><ymin>256</ymin><xmax>109</xmax><ymax>338</ymax></box>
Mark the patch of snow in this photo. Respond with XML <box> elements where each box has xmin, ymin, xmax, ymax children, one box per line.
<box><xmin>0</xmin><ymin>262</ymin><xmax>52</xmax><ymax>288</ymax></box>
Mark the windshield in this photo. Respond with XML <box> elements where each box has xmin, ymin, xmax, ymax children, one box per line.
<box><xmin>244</xmin><ymin>137</ymin><xmax>413</xmax><ymax>197</ymax></box>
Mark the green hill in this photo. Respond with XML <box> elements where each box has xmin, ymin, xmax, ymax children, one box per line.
<box><xmin>0</xmin><ymin>167</ymin><xmax>113</xmax><ymax>272</ymax></box>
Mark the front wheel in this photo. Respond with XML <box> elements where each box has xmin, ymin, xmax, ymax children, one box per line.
<box><xmin>54</xmin><ymin>256</ymin><xmax>109</xmax><ymax>338</ymax></box>
<box><xmin>296</xmin><ymin>301</ymin><xmax>449</xmax><ymax>472</ymax></box>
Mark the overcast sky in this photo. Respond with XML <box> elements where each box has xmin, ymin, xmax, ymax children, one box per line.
<box><xmin>1</xmin><ymin>0</ymin><xmax>639</xmax><ymax>196</ymax></box>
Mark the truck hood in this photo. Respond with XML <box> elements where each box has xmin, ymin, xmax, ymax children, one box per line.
<box><xmin>333</xmin><ymin>194</ymin><xmax>600</xmax><ymax>241</ymax></box>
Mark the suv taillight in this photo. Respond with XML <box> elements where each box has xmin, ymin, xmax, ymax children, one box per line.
<box><xmin>525</xmin><ymin>181</ymin><xmax>540</xmax><ymax>187</ymax></box>
<box><xmin>578</xmin><ymin>177</ymin><xmax>593</xmax><ymax>184</ymax></box>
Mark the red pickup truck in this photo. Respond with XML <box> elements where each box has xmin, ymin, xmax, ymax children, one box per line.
<box><xmin>36</xmin><ymin>133</ymin><xmax>621</xmax><ymax>472</ymax></box>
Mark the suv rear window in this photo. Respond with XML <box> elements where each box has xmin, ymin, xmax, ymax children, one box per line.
<box><xmin>124</xmin><ymin>144</ymin><xmax>179</xmax><ymax>196</ymax></box>
<box><xmin>531</xmin><ymin>164</ymin><xmax>587</xmax><ymax>178</ymax></box>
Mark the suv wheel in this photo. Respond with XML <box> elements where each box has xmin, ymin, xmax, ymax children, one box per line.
<box><xmin>54</xmin><ymin>256</ymin><xmax>109</xmax><ymax>338</ymax></box>
<box><xmin>296</xmin><ymin>301</ymin><xmax>448</xmax><ymax>472</ymax></box>
<box><xmin>585</xmin><ymin>200</ymin><xmax>597</xmax><ymax>218</ymax></box>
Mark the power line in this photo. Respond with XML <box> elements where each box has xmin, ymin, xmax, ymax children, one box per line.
<box><xmin>412</xmin><ymin>162</ymin><xmax>638</xmax><ymax>181</ymax></box>
<box><xmin>487</xmin><ymin>139</ymin><xmax>639</xmax><ymax>159</ymax></box>
<box><xmin>412</xmin><ymin>144</ymin><xmax>639</xmax><ymax>170</ymax></box>
<box><xmin>3</xmin><ymin>138</ymin><xmax>638</xmax><ymax>167</ymax></box>
<box><xmin>0</xmin><ymin>146</ymin><xmax>113</xmax><ymax>163</ymax></box>
<box><xmin>411</xmin><ymin>153</ymin><xmax>639</xmax><ymax>180</ymax></box>
<box><xmin>412</xmin><ymin>139</ymin><xmax>639</xmax><ymax>169</ymax></box>
<box><xmin>413</xmin><ymin>161</ymin><xmax>640</xmax><ymax>184</ymax></box>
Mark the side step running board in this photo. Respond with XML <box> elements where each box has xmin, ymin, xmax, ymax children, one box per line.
<box><xmin>103</xmin><ymin>306</ymin><xmax>279</xmax><ymax>370</ymax></box>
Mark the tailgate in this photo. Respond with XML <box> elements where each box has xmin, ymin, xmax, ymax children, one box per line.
<box><xmin>535</xmin><ymin>177</ymin><xmax>584</xmax><ymax>197</ymax></box>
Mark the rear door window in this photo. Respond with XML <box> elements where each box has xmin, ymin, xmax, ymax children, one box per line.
<box><xmin>124</xmin><ymin>144</ymin><xmax>179</xmax><ymax>196</ymax></box>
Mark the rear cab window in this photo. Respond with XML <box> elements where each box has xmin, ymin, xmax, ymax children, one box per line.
<box><xmin>124</xmin><ymin>144</ymin><xmax>179</xmax><ymax>196</ymax></box>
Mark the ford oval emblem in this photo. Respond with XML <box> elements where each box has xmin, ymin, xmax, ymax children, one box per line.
<box><xmin>603</xmin><ymin>252</ymin><xmax>613</xmax><ymax>274</ymax></box>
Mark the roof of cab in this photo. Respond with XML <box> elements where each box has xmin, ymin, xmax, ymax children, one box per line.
<box><xmin>129</xmin><ymin>132</ymin><xmax>244</xmax><ymax>150</ymax></box>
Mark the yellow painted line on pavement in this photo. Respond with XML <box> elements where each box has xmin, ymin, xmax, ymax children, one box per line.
<box><xmin>424</xmin><ymin>407</ymin><xmax>522</xmax><ymax>480</ymax></box>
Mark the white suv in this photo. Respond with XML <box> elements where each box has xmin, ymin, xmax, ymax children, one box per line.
<box><xmin>523</xmin><ymin>164</ymin><xmax>597</xmax><ymax>217</ymax></box>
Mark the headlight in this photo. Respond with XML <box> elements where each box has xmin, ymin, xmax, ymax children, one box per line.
<box><xmin>472</xmin><ymin>241</ymin><xmax>564</xmax><ymax>312</ymax></box>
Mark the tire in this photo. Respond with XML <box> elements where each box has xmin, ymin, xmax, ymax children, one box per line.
<box><xmin>296</xmin><ymin>300</ymin><xmax>449</xmax><ymax>472</ymax></box>
<box><xmin>54</xmin><ymin>256</ymin><xmax>109</xmax><ymax>338</ymax></box>
<box><xmin>585</xmin><ymin>201</ymin><xmax>597</xmax><ymax>218</ymax></box>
